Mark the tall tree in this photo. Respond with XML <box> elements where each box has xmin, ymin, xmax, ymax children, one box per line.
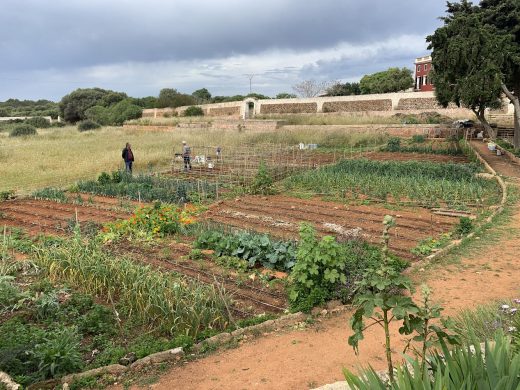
<box><xmin>359</xmin><ymin>68</ymin><xmax>413</xmax><ymax>94</ymax></box>
<box><xmin>428</xmin><ymin>0</ymin><xmax>520</xmax><ymax>147</ymax></box>
<box><xmin>326</xmin><ymin>82</ymin><xmax>361</xmax><ymax>96</ymax></box>
<box><xmin>192</xmin><ymin>88</ymin><xmax>212</xmax><ymax>104</ymax></box>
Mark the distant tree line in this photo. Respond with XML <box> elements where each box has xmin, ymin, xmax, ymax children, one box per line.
<box><xmin>0</xmin><ymin>99</ymin><xmax>59</xmax><ymax>118</ymax></box>
<box><xmin>1</xmin><ymin>65</ymin><xmax>416</xmax><ymax>127</ymax></box>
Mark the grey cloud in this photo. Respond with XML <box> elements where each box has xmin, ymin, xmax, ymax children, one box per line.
<box><xmin>0</xmin><ymin>0</ymin><xmax>445</xmax><ymax>72</ymax></box>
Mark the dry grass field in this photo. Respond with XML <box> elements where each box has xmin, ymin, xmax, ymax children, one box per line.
<box><xmin>0</xmin><ymin>126</ymin><xmax>386</xmax><ymax>193</ymax></box>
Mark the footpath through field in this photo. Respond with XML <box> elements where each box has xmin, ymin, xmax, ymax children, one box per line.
<box><xmin>115</xmin><ymin>149</ymin><xmax>520</xmax><ymax>390</ymax></box>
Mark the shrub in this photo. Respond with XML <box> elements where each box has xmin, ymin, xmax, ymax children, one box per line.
<box><xmin>25</xmin><ymin>116</ymin><xmax>51</xmax><ymax>128</ymax></box>
<box><xmin>386</xmin><ymin>137</ymin><xmax>401</xmax><ymax>152</ymax></box>
<box><xmin>31</xmin><ymin>326</ymin><xmax>83</xmax><ymax>379</ymax></box>
<box><xmin>33</xmin><ymin>117</ymin><xmax>51</xmax><ymax>127</ymax></box>
<box><xmin>184</xmin><ymin>106</ymin><xmax>204</xmax><ymax>116</ymax></box>
<box><xmin>455</xmin><ymin>216</ymin><xmax>473</xmax><ymax>237</ymax></box>
<box><xmin>250</xmin><ymin>161</ymin><xmax>275</xmax><ymax>195</ymax></box>
<box><xmin>411</xmin><ymin>134</ymin><xmax>426</xmax><ymax>143</ymax></box>
<box><xmin>77</xmin><ymin>119</ymin><xmax>101</xmax><ymax>131</ymax></box>
<box><xmin>10</xmin><ymin>124</ymin><xmax>37</xmax><ymax>137</ymax></box>
<box><xmin>288</xmin><ymin>223</ymin><xmax>398</xmax><ymax>311</ymax></box>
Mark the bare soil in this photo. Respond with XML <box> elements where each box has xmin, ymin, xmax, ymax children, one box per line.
<box><xmin>0</xmin><ymin>198</ymin><xmax>128</xmax><ymax>235</ymax></box>
<box><xmin>360</xmin><ymin>151</ymin><xmax>469</xmax><ymax>164</ymax></box>
<box><xmin>205</xmin><ymin>195</ymin><xmax>459</xmax><ymax>260</ymax></box>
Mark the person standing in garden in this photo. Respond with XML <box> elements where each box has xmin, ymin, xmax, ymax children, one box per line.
<box><xmin>122</xmin><ymin>142</ymin><xmax>134</xmax><ymax>174</ymax></box>
<box><xmin>182</xmin><ymin>141</ymin><xmax>192</xmax><ymax>171</ymax></box>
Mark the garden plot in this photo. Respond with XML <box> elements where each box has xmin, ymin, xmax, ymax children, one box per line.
<box><xmin>0</xmin><ymin>198</ymin><xmax>128</xmax><ymax>235</ymax></box>
<box><xmin>168</xmin><ymin>144</ymin><xmax>364</xmax><ymax>185</ymax></box>
<box><xmin>107</xmin><ymin>240</ymin><xmax>288</xmax><ymax>316</ymax></box>
<box><xmin>359</xmin><ymin>151</ymin><xmax>469</xmax><ymax>164</ymax></box>
<box><xmin>205</xmin><ymin>195</ymin><xmax>460</xmax><ymax>260</ymax></box>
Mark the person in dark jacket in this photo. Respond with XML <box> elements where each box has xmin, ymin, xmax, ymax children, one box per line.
<box><xmin>182</xmin><ymin>141</ymin><xmax>192</xmax><ymax>171</ymax></box>
<box><xmin>122</xmin><ymin>143</ymin><xmax>134</xmax><ymax>173</ymax></box>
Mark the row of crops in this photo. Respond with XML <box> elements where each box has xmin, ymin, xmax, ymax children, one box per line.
<box><xmin>75</xmin><ymin>171</ymin><xmax>217</xmax><ymax>203</ymax></box>
<box><xmin>283</xmin><ymin>159</ymin><xmax>500</xmax><ymax>207</ymax></box>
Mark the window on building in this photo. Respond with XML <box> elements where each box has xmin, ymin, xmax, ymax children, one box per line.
<box><xmin>417</xmin><ymin>65</ymin><xmax>421</xmax><ymax>72</ymax></box>
<box><xmin>424</xmin><ymin>64</ymin><xmax>428</xmax><ymax>71</ymax></box>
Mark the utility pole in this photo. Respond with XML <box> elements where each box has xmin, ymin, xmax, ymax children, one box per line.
<box><xmin>243</xmin><ymin>74</ymin><xmax>255</xmax><ymax>94</ymax></box>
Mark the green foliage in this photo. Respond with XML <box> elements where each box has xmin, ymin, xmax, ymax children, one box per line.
<box><xmin>454</xmin><ymin>299</ymin><xmax>520</xmax><ymax>352</ymax></box>
<box><xmin>411</xmin><ymin>234</ymin><xmax>452</xmax><ymax>256</ymax></box>
<box><xmin>25</xmin><ymin>116</ymin><xmax>51</xmax><ymax>128</ymax></box>
<box><xmin>412</xmin><ymin>134</ymin><xmax>426</xmax><ymax>143</ymax></box>
<box><xmin>426</xmin><ymin>1</ymin><xmax>512</xmax><ymax>139</ymax></box>
<box><xmin>0</xmin><ymin>276</ymin><xmax>24</xmax><ymax>314</ymax></box>
<box><xmin>344</xmin><ymin>331</ymin><xmax>520</xmax><ymax>389</ymax></box>
<box><xmin>359</xmin><ymin>67</ymin><xmax>413</xmax><ymax>94</ymax></box>
<box><xmin>192</xmin><ymin>88</ymin><xmax>212</xmax><ymax>104</ymax></box>
<box><xmin>250</xmin><ymin>161</ymin><xmax>275</xmax><ymax>195</ymax></box>
<box><xmin>31</xmin><ymin>326</ymin><xmax>83</xmax><ymax>379</ymax></box>
<box><xmin>32</xmin><ymin>187</ymin><xmax>67</xmax><ymax>202</ymax></box>
<box><xmin>194</xmin><ymin>229</ymin><xmax>296</xmax><ymax>271</ymax></box>
<box><xmin>386</xmin><ymin>137</ymin><xmax>401</xmax><ymax>152</ymax></box>
<box><xmin>78</xmin><ymin>119</ymin><xmax>101</xmax><ymax>131</ymax></box>
<box><xmin>275</xmin><ymin>92</ymin><xmax>298</xmax><ymax>99</ymax></box>
<box><xmin>78</xmin><ymin>172</ymin><xmax>217</xmax><ymax>204</ymax></box>
<box><xmin>288</xmin><ymin>223</ymin><xmax>394</xmax><ymax>312</ymax></box>
<box><xmin>100</xmin><ymin>203</ymin><xmax>197</xmax><ymax>242</ymax></box>
<box><xmin>10</xmin><ymin>124</ymin><xmax>37</xmax><ymax>137</ymax></box>
<box><xmin>284</xmin><ymin>159</ymin><xmax>497</xmax><ymax>207</ymax></box>
<box><xmin>109</xmin><ymin>99</ymin><xmax>143</xmax><ymax>125</ymax></box>
<box><xmin>78</xmin><ymin>305</ymin><xmax>116</xmax><ymax>336</ymax></box>
<box><xmin>34</xmin><ymin>235</ymin><xmax>230</xmax><ymax>336</ymax></box>
<box><xmin>84</xmin><ymin>105</ymin><xmax>110</xmax><ymax>126</ymax></box>
<box><xmin>325</xmin><ymin>82</ymin><xmax>361</xmax><ymax>96</ymax></box>
<box><xmin>60</xmin><ymin>88</ymin><xmax>125</xmax><ymax>123</ymax></box>
<box><xmin>456</xmin><ymin>216</ymin><xmax>474</xmax><ymax>237</ymax></box>
<box><xmin>184</xmin><ymin>105</ymin><xmax>204</xmax><ymax>116</ymax></box>
<box><xmin>157</xmin><ymin>88</ymin><xmax>196</xmax><ymax>108</ymax></box>
<box><xmin>0</xmin><ymin>98</ymin><xmax>59</xmax><ymax>118</ymax></box>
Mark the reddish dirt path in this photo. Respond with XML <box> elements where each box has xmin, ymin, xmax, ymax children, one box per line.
<box><xmin>470</xmin><ymin>140</ymin><xmax>520</xmax><ymax>178</ymax></box>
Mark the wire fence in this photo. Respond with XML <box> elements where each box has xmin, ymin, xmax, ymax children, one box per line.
<box><xmin>168</xmin><ymin>142</ymin><xmax>383</xmax><ymax>186</ymax></box>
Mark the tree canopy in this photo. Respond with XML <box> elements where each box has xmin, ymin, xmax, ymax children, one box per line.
<box><xmin>325</xmin><ymin>82</ymin><xmax>361</xmax><ymax>96</ymax></box>
<box><xmin>359</xmin><ymin>68</ymin><xmax>413</xmax><ymax>94</ymax></box>
<box><xmin>427</xmin><ymin>0</ymin><xmax>520</xmax><ymax>146</ymax></box>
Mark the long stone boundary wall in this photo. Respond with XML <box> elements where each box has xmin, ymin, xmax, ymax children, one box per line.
<box><xmin>323</xmin><ymin>99</ymin><xmax>392</xmax><ymax>112</ymax></box>
<box><xmin>141</xmin><ymin>92</ymin><xmax>514</xmax><ymax>121</ymax></box>
<box><xmin>260</xmin><ymin>102</ymin><xmax>318</xmax><ymax>114</ymax></box>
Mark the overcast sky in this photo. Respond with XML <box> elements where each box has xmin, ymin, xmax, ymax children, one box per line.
<box><xmin>0</xmin><ymin>0</ymin><xmax>448</xmax><ymax>101</ymax></box>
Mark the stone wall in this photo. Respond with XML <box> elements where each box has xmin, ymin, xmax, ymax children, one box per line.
<box><xmin>260</xmin><ymin>102</ymin><xmax>318</xmax><ymax>114</ymax></box>
<box><xmin>323</xmin><ymin>99</ymin><xmax>392</xmax><ymax>112</ymax></box>
<box><xmin>208</xmin><ymin>106</ymin><xmax>241</xmax><ymax>116</ymax></box>
<box><xmin>396</xmin><ymin>97</ymin><xmax>442</xmax><ymax>110</ymax></box>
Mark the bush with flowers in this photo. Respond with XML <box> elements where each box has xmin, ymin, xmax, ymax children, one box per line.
<box><xmin>100</xmin><ymin>202</ymin><xmax>198</xmax><ymax>242</ymax></box>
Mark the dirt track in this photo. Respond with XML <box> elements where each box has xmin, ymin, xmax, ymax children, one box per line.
<box><xmin>206</xmin><ymin>195</ymin><xmax>459</xmax><ymax>260</ymax></box>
